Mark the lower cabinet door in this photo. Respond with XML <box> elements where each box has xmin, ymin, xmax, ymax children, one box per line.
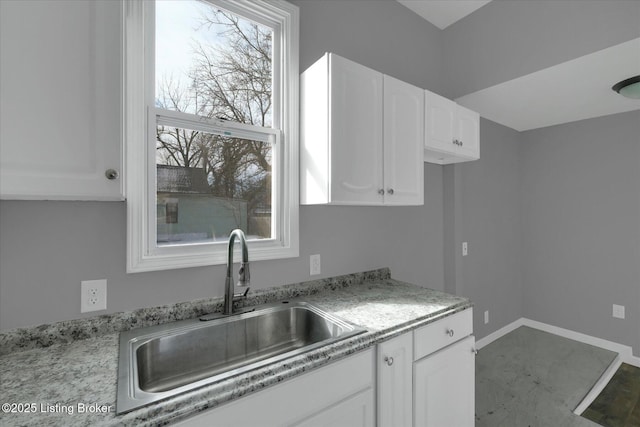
<box><xmin>172</xmin><ymin>349</ymin><xmax>374</xmax><ymax>427</ymax></box>
<box><xmin>292</xmin><ymin>388</ymin><xmax>374</xmax><ymax>427</ymax></box>
<box><xmin>414</xmin><ymin>336</ymin><xmax>475</xmax><ymax>427</ymax></box>
<box><xmin>377</xmin><ymin>332</ymin><xmax>413</xmax><ymax>427</ymax></box>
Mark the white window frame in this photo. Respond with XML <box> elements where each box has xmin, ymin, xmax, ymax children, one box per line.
<box><xmin>123</xmin><ymin>0</ymin><xmax>299</xmax><ymax>273</ymax></box>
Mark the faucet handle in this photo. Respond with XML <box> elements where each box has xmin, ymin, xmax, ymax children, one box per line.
<box><xmin>233</xmin><ymin>287</ymin><xmax>250</xmax><ymax>300</ymax></box>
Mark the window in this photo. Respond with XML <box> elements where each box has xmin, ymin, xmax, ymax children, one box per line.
<box><xmin>124</xmin><ymin>0</ymin><xmax>299</xmax><ymax>272</ymax></box>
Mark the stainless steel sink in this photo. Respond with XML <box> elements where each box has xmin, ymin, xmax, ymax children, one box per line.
<box><xmin>116</xmin><ymin>301</ymin><xmax>365</xmax><ymax>413</ymax></box>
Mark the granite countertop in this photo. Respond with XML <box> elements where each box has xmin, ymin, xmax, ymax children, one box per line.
<box><xmin>0</xmin><ymin>269</ymin><xmax>472</xmax><ymax>427</ymax></box>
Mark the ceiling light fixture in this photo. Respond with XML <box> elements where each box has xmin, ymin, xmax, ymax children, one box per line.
<box><xmin>612</xmin><ymin>75</ymin><xmax>640</xmax><ymax>99</ymax></box>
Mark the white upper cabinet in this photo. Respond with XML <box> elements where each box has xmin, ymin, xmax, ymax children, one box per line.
<box><xmin>301</xmin><ymin>53</ymin><xmax>423</xmax><ymax>206</ymax></box>
<box><xmin>383</xmin><ymin>75</ymin><xmax>424</xmax><ymax>205</ymax></box>
<box><xmin>0</xmin><ymin>0</ymin><xmax>123</xmax><ymax>200</ymax></box>
<box><xmin>424</xmin><ymin>90</ymin><xmax>479</xmax><ymax>165</ymax></box>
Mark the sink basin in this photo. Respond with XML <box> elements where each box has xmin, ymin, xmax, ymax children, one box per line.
<box><xmin>116</xmin><ymin>301</ymin><xmax>365</xmax><ymax>413</ymax></box>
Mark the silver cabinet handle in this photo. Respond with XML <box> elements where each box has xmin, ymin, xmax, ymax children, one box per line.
<box><xmin>378</xmin><ymin>189</ymin><xmax>385</xmax><ymax>195</ymax></box>
<box><xmin>472</xmin><ymin>348</ymin><xmax>478</xmax><ymax>355</ymax></box>
<box><xmin>384</xmin><ymin>356</ymin><xmax>394</xmax><ymax>366</ymax></box>
<box><xmin>105</xmin><ymin>169</ymin><xmax>119</xmax><ymax>180</ymax></box>
<box><xmin>446</xmin><ymin>329</ymin><xmax>454</xmax><ymax>337</ymax></box>
<box><xmin>387</xmin><ymin>188</ymin><xmax>394</xmax><ymax>195</ymax></box>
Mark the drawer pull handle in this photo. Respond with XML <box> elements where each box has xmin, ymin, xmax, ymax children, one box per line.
<box><xmin>472</xmin><ymin>348</ymin><xmax>478</xmax><ymax>355</ymax></box>
<box><xmin>384</xmin><ymin>356</ymin><xmax>394</xmax><ymax>366</ymax></box>
<box><xmin>446</xmin><ymin>329</ymin><xmax>454</xmax><ymax>337</ymax></box>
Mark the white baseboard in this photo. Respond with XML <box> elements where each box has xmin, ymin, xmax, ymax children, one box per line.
<box><xmin>476</xmin><ymin>317</ymin><xmax>635</xmax><ymax>358</ymax></box>
<box><xmin>624</xmin><ymin>354</ymin><xmax>640</xmax><ymax>368</ymax></box>
<box><xmin>475</xmin><ymin>318</ymin><xmax>526</xmax><ymax>350</ymax></box>
<box><xmin>475</xmin><ymin>317</ymin><xmax>638</xmax><ymax>415</ymax></box>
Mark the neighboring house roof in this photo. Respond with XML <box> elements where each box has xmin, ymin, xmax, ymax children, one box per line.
<box><xmin>157</xmin><ymin>165</ymin><xmax>210</xmax><ymax>194</ymax></box>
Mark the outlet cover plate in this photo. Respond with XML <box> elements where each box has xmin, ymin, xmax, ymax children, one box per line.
<box><xmin>612</xmin><ymin>304</ymin><xmax>625</xmax><ymax>319</ymax></box>
<box><xmin>310</xmin><ymin>254</ymin><xmax>321</xmax><ymax>276</ymax></box>
<box><xmin>81</xmin><ymin>279</ymin><xmax>107</xmax><ymax>313</ymax></box>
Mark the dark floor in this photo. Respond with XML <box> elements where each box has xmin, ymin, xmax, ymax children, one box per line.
<box><xmin>476</xmin><ymin>326</ymin><xmax>618</xmax><ymax>427</ymax></box>
<box><xmin>582</xmin><ymin>363</ymin><xmax>640</xmax><ymax>427</ymax></box>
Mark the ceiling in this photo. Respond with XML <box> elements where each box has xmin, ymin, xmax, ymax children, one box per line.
<box><xmin>397</xmin><ymin>0</ymin><xmax>492</xmax><ymax>29</ymax></box>
<box><xmin>397</xmin><ymin>1</ymin><xmax>640</xmax><ymax>131</ymax></box>
<box><xmin>456</xmin><ymin>38</ymin><xmax>640</xmax><ymax>131</ymax></box>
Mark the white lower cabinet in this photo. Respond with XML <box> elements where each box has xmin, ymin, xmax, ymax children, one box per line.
<box><xmin>413</xmin><ymin>336</ymin><xmax>476</xmax><ymax>427</ymax></box>
<box><xmin>377</xmin><ymin>332</ymin><xmax>413</xmax><ymax>427</ymax></box>
<box><xmin>173</xmin><ymin>349</ymin><xmax>374</xmax><ymax>427</ymax></box>
<box><xmin>377</xmin><ymin>308</ymin><xmax>475</xmax><ymax>427</ymax></box>
<box><xmin>173</xmin><ymin>310</ymin><xmax>475</xmax><ymax>427</ymax></box>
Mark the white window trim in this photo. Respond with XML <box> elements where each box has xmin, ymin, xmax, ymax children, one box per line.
<box><xmin>123</xmin><ymin>0</ymin><xmax>299</xmax><ymax>273</ymax></box>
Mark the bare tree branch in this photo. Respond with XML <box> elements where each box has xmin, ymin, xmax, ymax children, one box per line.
<box><xmin>156</xmin><ymin>4</ymin><xmax>273</xmax><ymax>222</ymax></box>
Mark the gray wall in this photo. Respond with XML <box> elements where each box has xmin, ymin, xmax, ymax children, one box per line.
<box><xmin>447</xmin><ymin>119</ymin><xmax>523</xmax><ymax>340</ymax></box>
<box><xmin>1</xmin><ymin>0</ymin><xmax>638</xmax><ymax>358</ymax></box>
<box><xmin>521</xmin><ymin>111</ymin><xmax>640</xmax><ymax>356</ymax></box>
<box><xmin>440</xmin><ymin>0</ymin><xmax>640</xmax><ymax>357</ymax></box>
<box><xmin>293</xmin><ymin>0</ymin><xmax>447</xmax><ymax>292</ymax></box>
<box><xmin>294</xmin><ymin>0</ymin><xmax>443</xmax><ymax>91</ymax></box>
<box><xmin>0</xmin><ymin>0</ymin><xmax>446</xmax><ymax>330</ymax></box>
<box><xmin>442</xmin><ymin>0</ymin><xmax>640</xmax><ymax>98</ymax></box>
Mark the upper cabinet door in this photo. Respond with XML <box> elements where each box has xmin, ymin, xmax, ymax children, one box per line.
<box><xmin>329</xmin><ymin>54</ymin><xmax>384</xmax><ymax>205</ymax></box>
<box><xmin>300</xmin><ymin>53</ymin><xmax>384</xmax><ymax>205</ymax></box>
<box><xmin>424</xmin><ymin>91</ymin><xmax>456</xmax><ymax>154</ymax></box>
<box><xmin>383</xmin><ymin>75</ymin><xmax>424</xmax><ymax>206</ymax></box>
<box><xmin>0</xmin><ymin>0</ymin><xmax>123</xmax><ymax>200</ymax></box>
<box><xmin>455</xmin><ymin>104</ymin><xmax>480</xmax><ymax>159</ymax></box>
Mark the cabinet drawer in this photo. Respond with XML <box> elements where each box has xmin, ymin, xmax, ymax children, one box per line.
<box><xmin>413</xmin><ymin>309</ymin><xmax>473</xmax><ymax>361</ymax></box>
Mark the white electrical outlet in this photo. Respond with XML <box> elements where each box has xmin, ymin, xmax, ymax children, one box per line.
<box><xmin>310</xmin><ymin>254</ymin><xmax>321</xmax><ymax>276</ymax></box>
<box><xmin>462</xmin><ymin>242</ymin><xmax>468</xmax><ymax>256</ymax></box>
<box><xmin>81</xmin><ymin>279</ymin><xmax>107</xmax><ymax>313</ymax></box>
<box><xmin>612</xmin><ymin>304</ymin><xmax>625</xmax><ymax>319</ymax></box>
<box><xmin>484</xmin><ymin>310</ymin><xmax>489</xmax><ymax>324</ymax></box>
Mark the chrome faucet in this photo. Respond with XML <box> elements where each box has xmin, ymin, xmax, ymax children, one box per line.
<box><xmin>223</xmin><ymin>229</ymin><xmax>251</xmax><ymax>315</ymax></box>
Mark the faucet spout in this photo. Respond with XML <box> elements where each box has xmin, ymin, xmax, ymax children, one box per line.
<box><xmin>224</xmin><ymin>229</ymin><xmax>251</xmax><ymax>315</ymax></box>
